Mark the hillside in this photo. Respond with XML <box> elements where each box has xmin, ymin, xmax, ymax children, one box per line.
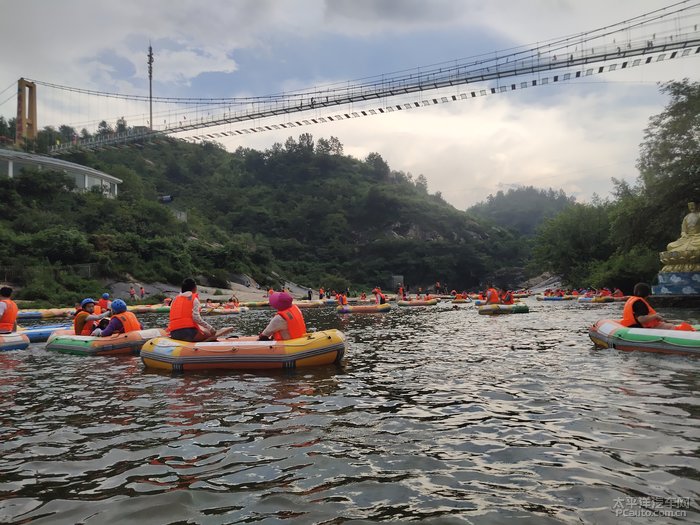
<box><xmin>2</xmin><ymin>133</ymin><xmax>533</xmax><ymax>302</ymax></box>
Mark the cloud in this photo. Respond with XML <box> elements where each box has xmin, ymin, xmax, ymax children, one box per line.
<box><xmin>2</xmin><ymin>0</ymin><xmax>698</xmax><ymax>210</ymax></box>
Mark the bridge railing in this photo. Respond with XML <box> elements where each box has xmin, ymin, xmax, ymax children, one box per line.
<box><xmin>47</xmin><ymin>27</ymin><xmax>700</xmax><ymax>155</ymax></box>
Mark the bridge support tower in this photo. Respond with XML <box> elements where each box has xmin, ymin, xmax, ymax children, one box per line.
<box><xmin>15</xmin><ymin>78</ymin><xmax>37</xmax><ymax>147</ymax></box>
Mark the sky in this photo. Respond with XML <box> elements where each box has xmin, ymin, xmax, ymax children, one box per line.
<box><xmin>1</xmin><ymin>0</ymin><xmax>699</xmax><ymax>209</ymax></box>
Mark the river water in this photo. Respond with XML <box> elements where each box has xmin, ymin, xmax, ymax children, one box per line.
<box><xmin>1</xmin><ymin>299</ymin><xmax>699</xmax><ymax>524</ymax></box>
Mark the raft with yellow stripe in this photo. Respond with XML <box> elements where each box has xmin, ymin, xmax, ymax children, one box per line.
<box><xmin>337</xmin><ymin>303</ymin><xmax>391</xmax><ymax>313</ymax></box>
<box><xmin>46</xmin><ymin>328</ymin><xmax>167</xmax><ymax>356</ymax></box>
<box><xmin>397</xmin><ymin>299</ymin><xmax>438</xmax><ymax>307</ymax></box>
<box><xmin>141</xmin><ymin>329</ymin><xmax>347</xmax><ymax>372</ymax></box>
<box><xmin>477</xmin><ymin>303</ymin><xmax>530</xmax><ymax>315</ymax></box>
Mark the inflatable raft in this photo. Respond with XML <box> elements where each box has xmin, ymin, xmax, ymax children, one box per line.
<box><xmin>18</xmin><ymin>323</ymin><xmax>73</xmax><ymax>343</ymax></box>
<box><xmin>397</xmin><ymin>299</ymin><xmax>438</xmax><ymax>307</ymax></box>
<box><xmin>17</xmin><ymin>307</ymin><xmax>75</xmax><ymax>320</ymax></box>
<box><xmin>478</xmin><ymin>304</ymin><xmax>530</xmax><ymax>315</ymax></box>
<box><xmin>128</xmin><ymin>304</ymin><xmax>171</xmax><ymax>314</ymax></box>
<box><xmin>200</xmin><ymin>306</ymin><xmax>248</xmax><ymax>316</ymax></box>
<box><xmin>46</xmin><ymin>328</ymin><xmax>167</xmax><ymax>356</ymax></box>
<box><xmin>337</xmin><ymin>303</ymin><xmax>391</xmax><ymax>313</ymax></box>
<box><xmin>589</xmin><ymin>319</ymin><xmax>700</xmax><ymax>356</ymax></box>
<box><xmin>535</xmin><ymin>295</ymin><xmax>575</xmax><ymax>301</ymax></box>
<box><xmin>141</xmin><ymin>329</ymin><xmax>347</xmax><ymax>372</ymax></box>
<box><xmin>0</xmin><ymin>332</ymin><xmax>30</xmax><ymax>351</ymax></box>
<box><xmin>577</xmin><ymin>296</ymin><xmax>614</xmax><ymax>303</ymax></box>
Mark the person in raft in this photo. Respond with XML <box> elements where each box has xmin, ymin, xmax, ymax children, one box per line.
<box><xmin>484</xmin><ymin>284</ymin><xmax>501</xmax><ymax>304</ymax></box>
<box><xmin>619</xmin><ymin>282</ymin><xmax>696</xmax><ymax>331</ymax></box>
<box><xmin>92</xmin><ymin>299</ymin><xmax>142</xmax><ymax>336</ymax></box>
<box><xmin>372</xmin><ymin>287</ymin><xmax>387</xmax><ymax>305</ymax></box>
<box><xmin>97</xmin><ymin>292</ymin><xmax>111</xmax><ymax>312</ymax></box>
<box><xmin>0</xmin><ymin>286</ymin><xmax>19</xmax><ymax>334</ymax></box>
<box><xmin>168</xmin><ymin>278</ymin><xmax>235</xmax><ymax>341</ymax></box>
<box><xmin>258</xmin><ymin>291</ymin><xmax>306</xmax><ymax>341</ymax></box>
<box><xmin>73</xmin><ymin>298</ymin><xmax>111</xmax><ymax>335</ymax></box>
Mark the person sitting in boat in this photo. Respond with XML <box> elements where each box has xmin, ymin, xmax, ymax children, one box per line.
<box><xmin>360</xmin><ymin>291</ymin><xmax>367</xmax><ymax>301</ymax></box>
<box><xmin>337</xmin><ymin>293</ymin><xmax>348</xmax><ymax>306</ymax></box>
<box><xmin>612</xmin><ymin>288</ymin><xmax>624</xmax><ymax>297</ymax></box>
<box><xmin>486</xmin><ymin>284</ymin><xmax>501</xmax><ymax>304</ymax></box>
<box><xmin>225</xmin><ymin>295</ymin><xmax>240</xmax><ymax>308</ymax></box>
<box><xmin>93</xmin><ymin>299</ymin><xmax>143</xmax><ymax>336</ymax></box>
<box><xmin>168</xmin><ymin>278</ymin><xmax>219</xmax><ymax>342</ymax></box>
<box><xmin>501</xmin><ymin>290</ymin><xmax>515</xmax><ymax>304</ymax></box>
<box><xmin>73</xmin><ymin>298</ymin><xmax>111</xmax><ymax>335</ymax></box>
<box><xmin>372</xmin><ymin>288</ymin><xmax>387</xmax><ymax>305</ymax></box>
<box><xmin>599</xmin><ymin>288</ymin><xmax>612</xmax><ymax>297</ymax></box>
<box><xmin>97</xmin><ymin>293</ymin><xmax>111</xmax><ymax>312</ymax></box>
<box><xmin>619</xmin><ymin>282</ymin><xmax>695</xmax><ymax>331</ymax></box>
<box><xmin>0</xmin><ymin>286</ymin><xmax>19</xmax><ymax>334</ymax></box>
<box><xmin>258</xmin><ymin>291</ymin><xmax>306</xmax><ymax>341</ymax></box>
<box><xmin>163</xmin><ymin>297</ymin><xmax>173</xmax><ymax>306</ymax></box>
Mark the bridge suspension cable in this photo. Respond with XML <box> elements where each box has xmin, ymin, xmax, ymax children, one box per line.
<box><xmin>28</xmin><ymin>0</ymin><xmax>700</xmax><ymax>154</ymax></box>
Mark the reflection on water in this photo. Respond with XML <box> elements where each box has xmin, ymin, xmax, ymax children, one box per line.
<box><xmin>1</xmin><ymin>299</ymin><xmax>699</xmax><ymax>524</ymax></box>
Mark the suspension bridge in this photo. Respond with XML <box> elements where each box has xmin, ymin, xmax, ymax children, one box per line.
<box><xmin>5</xmin><ymin>1</ymin><xmax>700</xmax><ymax>155</ymax></box>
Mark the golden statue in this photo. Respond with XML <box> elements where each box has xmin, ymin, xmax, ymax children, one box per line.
<box><xmin>660</xmin><ymin>201</ymin><xmax>700</xmax><ymax>272</ymax></box>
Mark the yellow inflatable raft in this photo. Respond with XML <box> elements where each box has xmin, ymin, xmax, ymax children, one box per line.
<box><xmin>141</xmin><ymin>329</ymin><xmax>347</xmax><ymax>372</ymax></box>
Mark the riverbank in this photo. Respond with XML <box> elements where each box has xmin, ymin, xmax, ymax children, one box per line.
<box><xmin>104</xmin><ymin>276</ymin><xmax>314</xmax><ymax>304</ymax></box>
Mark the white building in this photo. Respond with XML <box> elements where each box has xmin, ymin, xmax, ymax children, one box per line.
<box><xmin>0</xmin><ymin>149</ymin><xmax>121</xmax><ymax>197</ymax></box>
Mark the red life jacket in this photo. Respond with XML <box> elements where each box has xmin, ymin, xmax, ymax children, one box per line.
<box><xmin>273</xmin><ymin>305</ymin><xmax>306</xmax><ymax>341</ymax></box>
<box><xmin>97</xmin><ymin>298</ymin><xmax>110</xmax><ymax>310</ymax></box>
<box><xmin>168</xmin><ymin>294</ymin><xmax>196</xmax><ymax>332</ymax></box>
<box><xmin>115</xmin><ymin>311</ymin><xmax>141</xmax><ymax>333</ymax></box>
<box><xmin>0</xmin><ymin>299</ymin><xmax>18</xmax><ymax>332</ymax></box>
<box><xmin>620</xmin><ymin>297</ymin><xmax>660</xmax><ymax>328</ymax></box>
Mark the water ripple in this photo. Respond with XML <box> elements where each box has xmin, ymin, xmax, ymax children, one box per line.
<box><xmin>1</xmin><ymin>299</ymin><xmax>699</xmax><ymax>523</ymax></box>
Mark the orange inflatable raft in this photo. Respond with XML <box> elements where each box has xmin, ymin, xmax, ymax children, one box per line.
<box><xmin>141</xmin><ymin>329</ymin><xmax>347</xmax><ymax>372</ymax></box>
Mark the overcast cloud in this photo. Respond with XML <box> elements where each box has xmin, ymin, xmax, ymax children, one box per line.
<box><xmin>1</xmin><ymin>0</ymin><xmax>698</xmax><ymax>208</ymax></box>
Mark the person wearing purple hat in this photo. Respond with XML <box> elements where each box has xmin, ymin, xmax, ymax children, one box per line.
<box><xmin>258</xmin><ymin>291</ymin><xmax>307</xmax><ymax>341</ymax></box>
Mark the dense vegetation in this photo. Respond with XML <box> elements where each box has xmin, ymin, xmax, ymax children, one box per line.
<box><xmin>1</xmin><ymin>80</ymin><xmax>697</xmax><ymax>303</ymax></box>
<box><xmin>528</xmin><ymin>80</ymin><xmax>700</xmax><ymax>291</ymax></box>
<box><xmin>0</xmin><ymin>131</ymin><xmax>528</xmax><ymax>303</ymax></box>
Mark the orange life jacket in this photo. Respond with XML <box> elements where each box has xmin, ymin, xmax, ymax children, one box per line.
<box><xmin>0</xmin><ymin>299</ymin><xmax>18</xmax><ymax>332</ymax></box>
<box><xmin>274</xmin><ymin>305</ymin><xmax>306</xmax><ymax>340</ymax></box>
<box><xmin>115</xmin><ymin>311</ymin><xmax>141</xmax><ymax>333</ymax></box>
<box><xmin>486</xmin><ymin>288</ymin><xmax>500</xmax><ymax>304</ymax></box>
<box><xmin>168</xmin><ymin>294</ymin><xmax>196</xmax><ymax>332</ymax></box>
<box><xmin>502</xmin><ymin>292</ymin><xmax>514</xmax><ymax>305</ymax></box>
<box><xmin>620</xmin><ymin>297</ymin><xmax>660</xmax><ymax>328</ymax></box>
<box><xmin>74</xmin><ymin>311</ymin><xmax>97</xmax><ymax>335</ymax></box>
<box><xmin>97</xmin><ymin>298</ymin><xmax>110</xmax><ymax>310</ymax></box>
<box><xmin>338</xmin><ymin>294</ymin><xmax>348</xmax><ymax>305</ymax></box>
